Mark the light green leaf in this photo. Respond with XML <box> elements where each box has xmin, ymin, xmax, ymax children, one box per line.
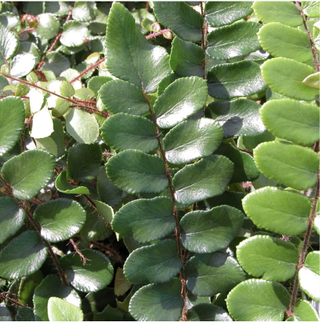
<box><xmin>55</xmin><ymin>170</ymin><xmax>90</xmax><ymax>195</ymax></box>
<box><xmin>261</xmin><ymin>58</ymin><xmax>319</xmax><ymax>101</ymax></box>
<box><xmin>243</xmin><ymin>187</ymin><xmax>310</xmax><ymax>236</ymax></box>
<box><xmin>303</xmin><ymin>72</ymin><xmax>320</xmax><ymax>89</ymax></box>
<box><xmin>35</xmin><ymin>13</ymin><xmax>60</xmax><ymax>40</ymax></box>
<box><xmin>258</xmin><ymin>22</ymin><xmax>313</xmax><ymax>65</ymax></box>
<box><xmin>173</xmin><ymin>155</ymin><xmax>234</xmax><ymax>205</ymax></box>
<box><xmin>170</xmin><ymin>37</ymin><xmax>204</xmax><ymax>77</ymax></box>
<box><xmin>207</xmin><ymin>21</ymin><xmax>261</xmax><ymax>60</ymax></box>
<box><xmin>289</xmin><ymin>300</ymin><xmax>320</xmax><ymax>321</ymax></box>
<box><xmin>31</xmin><ymin>106</ymin><xmax>54</xmax><ymax>139</ymax></box>
<box><xmin>87</xmin><ymin>76</ymin><xmax>112</xmax><ymax>96</ymax></box>
<box><xmin>29</xmin><ymin>87</ymin><xmax>45</xmax><ymax>114</ymax></box>
<box><xmin>106</xmin><ymin>149</ymin><xmax>168</xmax><ymax>194</ymax></box>
<box><xmin>129</xmin><ymin>279</ymin><xmax>184</xmax><ymax>321</ymax></box>
<box><xmin>60</xmin><ymin>21</ymin><xmax>88</xmax><ymax>47</ymax></box>
<box><xmin>180</xmin><ymin>205</ymin><xmax>244</xmax><ymax>253</ymax></box>
<box><xmin>65</xmin><ymin>108</ymin><xmax>99</xmax><ymax>144</ymax></box>
<box><xmin>124</xmin><ymin>240</ymin><xmax>181</xmax><ymax>284</ymax></box>
<box><xmin>163</xmin><ymin>118</ymin><xmax>223</xmax><ymax>165</ymax></box>
<box><xmin>0</xmin><ymin>197</ymin><xmax>25</xmax><ymax>244</ymax></box>
<box><xmin>93</xmin><ymin>199</ymin><xmax>114</xmax><ymax>224</ymax></box>
<box><xmin>34</xmin><ymin>274</ymin><xmax>81</xmax><ymax>321</ymax></box>
<box><xmin>185</xmin><ymin>252</ymin><xmax>245</xmax><ymax>296</ymax></box>
<box><xmin>254</xmin><ymin>141</ymin><xmax>319</xmax><ymax>190</ymax></box>
<box><xmin>101</xmin><ymin>113</ymin><xmax>157</xmax><ymax>153</ymax></box>
<box><xmin>302</xmin><ymin>1</ymin><xmax>320</xmax><ymax>17</ymax></box>
<box><xmin>299</xmin><ymin>251</ymin><xmax>320</xmax><ymax>302</ymax></box>
<box><xmin>10</xmin><ymin>53</ymin><xmax>36</xmax><ymax>78</ymax></box>
<box><xmin>226</xmin><ymin>279</ymin><xmax>290</xmax><ymax>321</ymax></box>
<box><xmin>0</xmin><ymin>97</ymin><xmax>25</xmax><ymax>157</ymax></box>
<box><xmin>252</xmin><ymin>2</ymin><xmax>303</xmax><ymax>26</ymax></box>
<box><xmin>154</xmin><ymin>76</ymin><xmax>208</xmax><ymax>129</ymax></box>
<box><xmin>237</xmin><ymin>235</ymin><xmax>298</xmax><ymax>282</ymax></box>
<box><xmin>18</xmin><ymin>270</ymin><xmax>43</xmax><ymax>307</ymax></box>
<box><xmin>59</xmin><ymin>249</ymin><xmax>114</xmax><ymax>292</ymax></box>
<box><xmin>205</xmin><ymin>2</ymin><xmax>253</xmax><ymax>27</ymax></box>
<box><xmin>187</xmin><ymin>303</ymin><xmax>232</xmax><ymax>321</ymax></box>
<box><xmin>0</xmin><ymin>24</ymin><xmax>19</xmax><ymax>65</ymax></box>
<box><xmin>112</xmin><ymin>197</ymin><xmax>175</xmax><ymax>243</ymax></box>
<box><xmin>106</xmin><ymin>2</ymin><xmax>170</xmax><ymax>93</ymax></box>
<box><xmin>207</xmin><ymin>61</ymin><xmax>267</xmax><ymax>99</ymax></box>
<box><xmin>1</xmin><ymin>150</ymin><xmax>55</xmax><ymax>200</ymax></box>
<box><xmin>0</xmin><ymin>231</ymin><xmax>48</xmax><ymax>279</ymax></box>
<box><xmin>72</xmin><ymin>2</ymin><xmax>96</xmax><ymax>22</ymax></box>
<box><xmin>153</xmin><ymin>2</ymin><xmax>203</xmax><ymax>42</ymax></box>
<box><xmin>48</xmin><ymin>297</ymin><xmax>83</xmax><ymax>321</ymax></box>
<box><xmin>261</xmin><ymin>99</ymin><xmax>319</xmax><ymax>146</ymax></box>
<box><xmin>34</xmin><ymin>199</ymin><xmax>86</xmax><ymax>242</ymax></box>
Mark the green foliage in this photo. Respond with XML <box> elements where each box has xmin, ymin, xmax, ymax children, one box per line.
<box><xmin>0</xmin><ymin>1</ymin><xmax>319</xmax><ymax>321</ymax></box>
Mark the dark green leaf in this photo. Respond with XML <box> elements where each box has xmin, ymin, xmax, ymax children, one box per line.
<box><xmin>1</xmin><ymin>150</ymin><xmax>55</xmax><ymax>200</ymax></box>
<box><xmin>226</xmin><ymin>279</ymin><xmax>290</xmax><ymax>321</ymax></box>
<box><xmin>153</xmin><ymin>2</ymin><xmax>203</xmax><ymax>42</ymax></box>
<box><xmin>106</xmin><ymin>149</ymin><xmax>168</xmax><ymax>194</ymax></box>
<box><xmin>207</xmin><ymin>61</ymin><xmax>267</xmax><ymax>99</ymax></box>
<box><xmin>185</xmin><ymin>252</ymin><xmax>245</xmax><ymax>296</ymax></box>
<box><xmin>205</xmin><ymin>191</ymin><xmax>245</xmax><ymax>212</ymax></box>
<box><xmin>18</xmin><ymin>270</ymin><xmax>43</xmax><ymax>307</ymax></box>
<box><xmin>112</xmin><ymin>196</ymin><xmax>175</xmax><ymax>243</ymax></box>
<box><xmin>261</xmin><ymin>58</ymin><xmax>319</xmax><ymax>101</ymax></box>
<box><xmin>124</xmin><ymin>240</ymin><xmax>181</xmax><ymax>284</ymax></box>
<box><xmin>16</xmin><ymin>307</ymin><xmax>34</xmax><ymax>321</ymax></box>
<box><xmin>106</xmin><ymin>2</ymin><xmax>170</xmax><ymax>93</ymax></box>
<box><xmin>154</xmin><ymin>76</ymin><xmax>208</xmax><ymax>129</ymax></box>
<box><xmin>0</xmin><ymin>97</ymin><xmax>25</xmax><ymax>157</ymax></box>
<box><xmin>187</xmin><ymin>303</ymin><xmax>232</xmax><ymax>321</ymax></box>
<box><xmin>0</xmin><ymin>303</ymin><xmax>12</xmax><ymax>321</ymax></box>
<box><xmin>101</xmin><ymin>113</ymin><xmax>157</xmax><ymax>153</ymax></box>
<box><xmin>0</xmin><ymin>24</ymin><xmax>18</xmax><ymax>65</ymax></box>
<box><xmin>260</xmin><ymin>99</ymin><xmax>319</xmax><ymax>146</ymax></box>
<box><xmin>237</xmin><ymin>235</ymin><xmax>299</xmax><ymax>282</ymax></box>
<box><xmin>205</xmin><ymin>2</ymin><xmax>253</xmax><ymax>27</ymax></box>
<box><xmin>163</xmin><ymin>118</ymin><xmax>223</xmax><ymax>165</ymax></box>
<box><xmin>180</xmin><ymin>205</ymin><xmax>244</xmax><ymax>253</ymax></box>
<box><xmin>0</xmin><ymin>231</ymin><xmax>47</xmax><ymax>279</ymax></box>
<box><xmin>207</xmin><ymin>21</ymin><xmax>261</xmax><ymax>60</ymax></box>
<box><xmin>173</xmin><ymin>155</ymin><xmax>234</xmax><ymax>205</ymax></box>
<box><xmin>243</xmin><ymin>187</ymin><xmax>310</xmax><ymax>236</ymax></box>
<box><xmin>129</xmin><ymin>279</ymin><xmax>184</xmax><ymax>321</ymax></box>
<box><xmin>48</xmin><ymin>297</ymin><xmax>83</xmax><ymax>321</ymax></box>
<box><xmin>42</xmin><ymin>52</ymin><xmax>70</xmax><ymax>77</ymax></box>
<box><xmin>55</xmin><ymin>169</ymin><xmax>90</xmax><ymax>195</ymax></box>
<box><xmin>254</xmin><ymin>141</ymin><xmax>319</xmax><ymax>190</ymax></box>
<box><xmin>59</xmin><ymin>249</ymin><xmax>114</xmax><ymax>292</ymax></box>
<box><xmin>87</xmin><ymin>76</ymin><xmax>112</xmax><ymax>96</ymax></box>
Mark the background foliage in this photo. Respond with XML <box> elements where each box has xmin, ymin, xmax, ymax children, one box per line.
<box><xmin>0</xmin><ymin>1</ymin><xmax>319</xmax><ymax>321</ymax></box>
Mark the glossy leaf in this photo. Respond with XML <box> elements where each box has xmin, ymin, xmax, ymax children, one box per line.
<box><xmin>261</xmin><ymin>58</ymin><xmax>319</xmax><ymax>101</ymax></box>
<box><xmin>87</xmin><ymin>76</ymin><xmax>112</xmax><ymax>96</ymax></box>
<box><xmin>106</xmin><ymin>149</ymin><xmax>168</xmax><ymax>194</ymax></box>
<box><xmin>124</xmin><ymin>239</ymin><xmax>181</xmax><ymax>284</ymax></box>
<box><xmin>99</xmin><ymin>80</ymin><xmax>150</xmax><ymax>116</ymax></box>
<box><xmin>226</xmin><ymin>279</ymin><xmax>290</xmax><ymax>321</ymax></box>
<box><xmin>290</xmin><ymin>300</ymin><xmax>320</xmax><ymax>322</ymax></box>
<box><xmin>35</xmin><ymin>13</ymin><xmax>60</xmax><ymax>40</ymax></box>
<box><xmin>243</xmin><ymin>187</ymin><xmax>310</xmax><ymax>236</ymax></box>
<box><xmin>254</xmin><ymin>141</ymin><xmax>319</xmax><ymax>190</ymax></box>
<box><xmin>207</xmin><ymin>61</ymin><xmax>267</xmax><ymax>99</ymax></box>
<box><xmin>42</xmin><ymin>52</ymin><xmax>71</xmax><ymax>77</ymax></box>
<box><xmin>207</xmin><ymin>21</ymin><xmax>261</xmax><ymax>60</ymax></box>
<box><xmin>299</xmin><ymin>251</ymin><xmax>320</xmax><ymax>302</ymax></box>
<box><xmin>303</xmin><ymin>71</ymin><xmax>320</xmax><ymax>89</ymax></box>
<box><xmin>237</xmin><ymin>235</ymin><xmax>298</xmax><ymax>282</ymax></box>
<box><xmin>59</xmin><ymin>249</ymin><xmax>114</xmax><ymax>292</ymax></box>
<box><xmin>106</xmin><ymin>2</ymin><xmax>170</xmax><ymax>93</ymax></box>
<box><xmin>72</xmin><ymin>2</ymin><xmax>95</xmax><ymax>22</ymax></box>
<box><xmin>0</xmin><ymin>24</ymin><xmax>18</xmax><ymax>65</ymax></box>
<box><xmin>101</xmin><ymin>113</ymin><xmax>157</xmax><ymax>153</ymax></box>
<box><xmin>185</xmin><ymin>252</ymin><xmax>245</xmax><ymax>296</ymax></box>
<box><xmin>205</xmin><ymin>2</ymin><xmax>253</xmax><ymax>27</ymax></box>
<box><xmin>60</xmin><ymin>21</ymin><xmax>88</xmax><ymax>47</ymax></box>
<box><xmin>33</xmin><ymin>274</ymin><xmax>81</xmax><ymax>321</ymax></box>
<box><xmin>261</xmin><ymin>99</ymin><xmax>319</xmax><ymax>146</ymax></box>
<box><xmin>154</xmin><ymin>76</ymin><xmax>208</xmax><ymax>129</ymax></box>
<box><xmin>10</xmin><ymin>53</ymin><xmax>36</xmax><ymax>78</ymax></box>
<box><xmin>0</xmin><ymin>231</ymin><xmax>47</xmax><ymax>279</ymax></box>
<box><xmin>163</xmin><ymin>118</ymin><xmax>223</xmax><ymax>165</ymax></box>
<box><xmin>180</xmin><ymin>205</ymin><xmax>243</xmax><ymax>253</ymax></box>
<box><xmin>1</xmin><ymin>150</ymin><xmax>55</xmax><ymax>200</ymax></box>
<box><xmin>55</xmin><ymin>170</ymin><xmax>90</xmax><ymax>195</ymax></box>
<box><xmin>258</xmin><ymin>22</ymin><xmax>313</xmax><ymax>65</ymax></box>
<box><xmin>0</xmin><ymin>197</ymin><xmax>25</xmax><ymax>244</ymax></box>
<box><xmin>31</xmin><ymin>106</ymin><xmax>54</xmax><ymax>139</ymax></box>
<box><xmin>252</xmin><ymin>2</ymin><xmax>303</xmax><ymax>26</ymax></box>
<box><xmin>34</xmin><ymin>199</ymin><xmax>86</xmax><ymax>242</ymax></box>
<box><xmin>48</xmin><ymin>297</ymin><xmax>83</xmax><ymax>321</ymax></box>
<box><xmin>129</xmin><ymin>279</ymin><xmax>184</xmax><ymax>321</ymax></box>
<box><xmin>0</xmin><ymin>97</ymin><xmax>25</xmax><ymax>156</ymax></box>
<box><xmin>206</xmin><ymin>98</ymin><xmax>265</xmax><ymax>137</ymax></box>
<box><xmin>173</xmin><ymin>155</ymin><xmax>234</xmax><ymax>205</ymax></box>
<box><xmin>65</xmin><ymin>108</ymin><xmax>99</xmax><ymax>144</ymax></box>
<box><xmin>68</xmin><ymin>143</ymin><xmax>101</xmax><ymax>182</ymax></box>
<box><xmin>112</xmin><ymin>197</ymin><xmax>175</xmax><ymax>243</ymax></box>
<box><xmin>169</xmin><ymin>37</ymin><xmax>204</xmax><ymax>77</ymax></box>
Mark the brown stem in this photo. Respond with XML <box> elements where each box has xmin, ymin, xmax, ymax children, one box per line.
<box><xmin>200</xmin><ymin>1</ymin><xmax>208</xmax><ymax>79</ymax></box>
<box><xmin>18</xmin><ymin>27</ymin><xmax>36</xmax><ymax>36</ymax></box>
<box><xmin>69</xmin><ymin>238</ymin><xmax>89</xmax><ymax>265</ymax></box>
<box><xmin>146</xmin><ymin>29</ymin><xmax>171</xmax><ymax>39</ymax></box>
<box><xmin>70</xmin><ymin>57</ymin><xmax>105</xmax><ymax>84</ymax></box>
<box><xmin>141</xmin><ymin>90</ymin><xmax>188</xmax><ymax>321</ymax></box>
<box><xmin>90</xmin><ymin>240</ymin><xmax>123</xmax><ymax>263</ymax></box>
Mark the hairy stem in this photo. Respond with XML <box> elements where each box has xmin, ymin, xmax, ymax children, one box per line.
<box><xmin>146</xmin><ymin>29</ymin><xmax>171</xmax><ymax>39</ymax></box>
<box><xmin>142</xmin><ymin>90</ymin><xmax>188</xmax><ymax>321</ymax></box>
<box><xmin>200</xmin><ymin>1</ymin><xmax>208</xmax><ymax>79</ymax></box>
<box><xmin>70</xmin><ymin>57</ymin><xmax>105</xmax><ymax>84</ymax></box>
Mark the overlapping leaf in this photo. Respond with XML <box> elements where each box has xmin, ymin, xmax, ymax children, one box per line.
<box><xmin>48</xmin><ymin>297</ymin><xmax>83</xmax><ymax>321</ymax></box>
<box><xmin>55</xmin><ymin>170</ymin><xmax>90</xmax><ymax>195</ymax></box>
<box><xmin>0</xmin><ymin>24</ymin><xmax>19</xmax><ymax>65</ymax></box>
